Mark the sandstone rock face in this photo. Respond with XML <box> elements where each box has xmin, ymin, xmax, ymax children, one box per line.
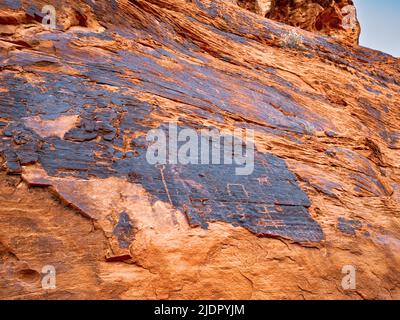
<box><xmin>0</xmin><ymin>0</ymin><xmax>399</xmax><ymax>299</ymax></box>
<box><xmin>236</xmin><ymin>0</ymin><xmax>274</xmax><ymax>16</ymax></box>
<box><xmin>236</xmin><ymin>0</ymin><xmax>360</xmax><ymax>44</ymax></box>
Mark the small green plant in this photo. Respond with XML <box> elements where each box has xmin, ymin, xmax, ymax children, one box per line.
<box><xmin>282</xmin><ymin>29</ymin><xmax>303</xmax><ymax>49</ymax></box>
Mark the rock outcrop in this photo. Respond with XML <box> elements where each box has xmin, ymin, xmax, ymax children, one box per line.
<box><xmin>236</xmin><ymin>0</ymin><xmax>360</xmax><ymax>44</ymax></box>
<box><xmin>0</xmin><ymin>0</ymin><xmax>399</xmax><ymax>299</ymax></box>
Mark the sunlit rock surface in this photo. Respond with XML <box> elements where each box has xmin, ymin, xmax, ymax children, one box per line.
<box><xmin>0</xmin><ymin>0</ymin><xmax>399</xmax><ymax>299</ymax></box>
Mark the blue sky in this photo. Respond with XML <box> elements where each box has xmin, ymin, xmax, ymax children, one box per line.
<box><xmin>354</xmin><ymin>0</ymin><xmax>400</xmax><ymax>57</ymax></box>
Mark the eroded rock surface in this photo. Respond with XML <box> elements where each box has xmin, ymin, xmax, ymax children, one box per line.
<box><xmin>0</xmin><ymin>0</ymin><xmax>399</xmax><ymax>299</ymax></box>
<box><xmin>236</xmin><ymin>0</ymin><xmax>360</xmax><ymax>44</ymax></box>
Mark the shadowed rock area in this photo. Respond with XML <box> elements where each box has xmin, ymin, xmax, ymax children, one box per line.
<box><xmin>235</xmin><ymin>0</ymin><xmax>360</xmax><ymax>44</ymax></box>
<box><xmin>0</xmin><ymin>0</ymin><xmax>399</xmax><ymax>299</ymax></box>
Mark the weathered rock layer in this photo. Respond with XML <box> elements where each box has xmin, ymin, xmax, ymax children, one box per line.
<box><xmin>0</xmin><ymin>0</ymin><xmax>399</xmax><ymax>299</ymax></box>
<box><xmin>236</xmin><ymin>0</ymin><xmax>360</xmax><ymax>44</ymax></box>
